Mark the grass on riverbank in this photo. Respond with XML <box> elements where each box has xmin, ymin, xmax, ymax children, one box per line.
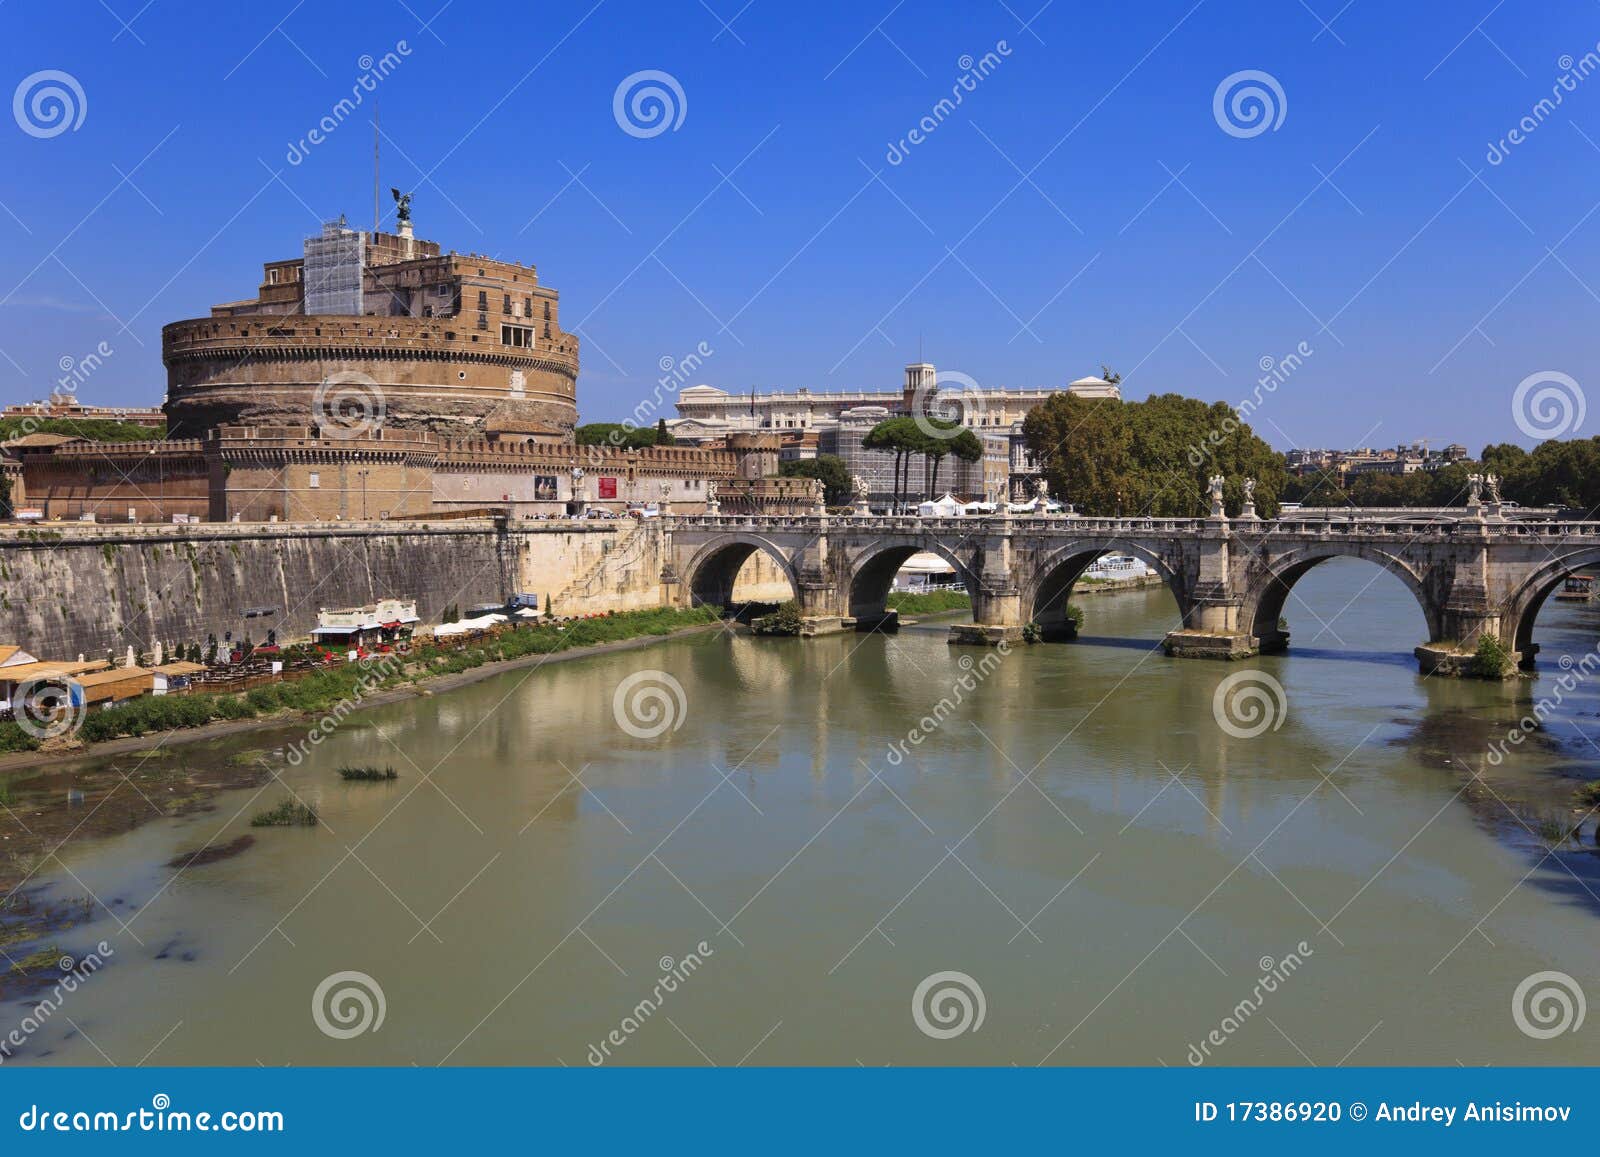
<box><xmin>0</xmin><ymin>605</ymin><xmax>724</xmax><ymax>755</ymax></box>
<box><xmin>885</xmin><ymin>590</ymin><xmax>971</xmax><ymax>615</ymax></box>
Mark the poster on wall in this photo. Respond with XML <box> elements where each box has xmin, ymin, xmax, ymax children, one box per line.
<box><xmin>598</xmin><ymin>476</ymin><xmax>618</xmax><ymax>499</ymax></box>
<box><xmin>534</xmin><ymin>475</ymin><xmax>559</xmax><ymax>500</ymax></box>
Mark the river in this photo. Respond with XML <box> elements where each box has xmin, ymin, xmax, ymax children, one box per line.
<box><xmin>6</xmin><ymin>558</ymin><xmax>1600</xmax><ymax>1066</ymax></box>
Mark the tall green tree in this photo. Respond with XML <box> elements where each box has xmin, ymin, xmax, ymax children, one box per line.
<box><xmin>1022</xmin><ymin>392</ymin><xmax>1283</xmax><ymax>517</ymax></box>
<box><xmin>863</xmin><ymin>417</ymin><xmax>930</xmax><ymax>511</ymax></box>
<box><xmin>780</xmin><ymin>454</ymin><xmax>853</xmax><ymax>505</ymax></box>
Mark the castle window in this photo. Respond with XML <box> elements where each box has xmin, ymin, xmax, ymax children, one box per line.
<box><xmin>477</xmin><ymin>311</ymin><xmax>488</xmax><ymax>331</ymax></box>
<box><xmin>503</xmin><ymin>294</ymin><xmax>511</xmax><ymax>314</ymax></box>
<box><xmin>477</xmin><ymin>290</ymin><xmax>487</xmax><ymax>310</ymax></box>
<box><xmin>543</xmin><ymin>301</ymin><xmax>551</xmax><ymax>321</ymax></box>
<box><xmin>500</xmin><ymin>324</ymin><xmax>534</xmax><ymax>348</ymax></box>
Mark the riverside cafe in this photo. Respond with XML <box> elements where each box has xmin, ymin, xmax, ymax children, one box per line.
<box><xmin>310</xmin><ymin>598</ymin><xmax>421</xmax><ymax>659</ymax></box>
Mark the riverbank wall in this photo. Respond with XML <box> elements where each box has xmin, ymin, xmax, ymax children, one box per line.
<box><xmin>0</xmin><ymin>519</ymin><xmax>790</xmax><ymax>658</ymax></box>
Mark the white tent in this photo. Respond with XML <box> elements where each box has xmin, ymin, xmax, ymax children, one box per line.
<box><xmin>917</xmin><ymin>493</ymin><xmax>964</xmax><ymax>518</ymax></box>
<box><xmin>431</xmin><ymin>613</ymin><xmax>509</xmax><ymax>638</ymax></box>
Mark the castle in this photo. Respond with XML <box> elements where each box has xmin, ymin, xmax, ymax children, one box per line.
<box><xmin>5</xmin><ymin>214</ymin><xmax>809</xmax><ymax>522</ymax></box>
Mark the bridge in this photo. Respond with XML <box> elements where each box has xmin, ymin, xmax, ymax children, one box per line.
<box><xmin>659</xmin><ymin>504</ymin><xmax>1600</xmax><ymax>677</ymax></box>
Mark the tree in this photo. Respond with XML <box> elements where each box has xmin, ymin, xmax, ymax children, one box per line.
<box><xmin>780</xmin><ymin>454</ymin><xmax>853</xmax><ymax>505</ymax></box>
<box><xmin>575</xmin><ymin>423</ymin><xmax>659</xmax><ymax>449</ymax></box>
<box><xmin>655</xmin><ymin>418</ymin><xmax>675</xmax><ymax>446</ymax></box>
<box><xmin>863</xmin><ymin>417</ymin><xmax>930</xmax><ymax>512</ymax></box>
<box><xmin>920</xmin><ymin>421</ymin><xmax>984</xmax><ymax>499</ymax></box>
<box><xmin>1022</xmin><ymin>392</ymin><xmax>1284</xmax><ymax>517</ymax></box>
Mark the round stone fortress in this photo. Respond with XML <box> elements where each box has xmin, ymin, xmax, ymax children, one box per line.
<box><xmin>163</xmin><ymin>315</ymin><xmax>579</xmax><ymax>440</ymax></box>
<box><xmin>161</xmin><ymin>219</ymin><xmax>579</xmax><ymax>441</ymax></box>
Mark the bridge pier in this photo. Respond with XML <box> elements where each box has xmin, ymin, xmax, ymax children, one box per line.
<box><xmin>948</xmin><ymin>588</ymin><xmax>1022</xmax><ymax>646</ymax></box>
<box><xmin>1161</xmin><ymin>518</ymin><xmax>1257</xmax><ymax>659</ymax></box>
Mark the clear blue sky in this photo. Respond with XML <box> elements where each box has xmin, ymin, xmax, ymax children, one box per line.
<box><xmin>1</xmin><ymin>0</ymin><xmax>1596</xmax><ymax>452</ymax></box>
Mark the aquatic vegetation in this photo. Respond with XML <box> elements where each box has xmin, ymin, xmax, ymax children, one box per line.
<box><xmin>337</xmin><ymin>765</ymin><xmax>398</xmax><ymax>781</ymax></box>
<box><xmin>249</xmin><ymin>799</ymin><xmax>319</xmax><ymax>828</ymax></box>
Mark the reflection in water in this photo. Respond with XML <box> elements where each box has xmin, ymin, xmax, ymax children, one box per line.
<box><xmin>7</xmin><ymin>559</ymin><xmax>1600</xmax><ymax>1068</ymax></box>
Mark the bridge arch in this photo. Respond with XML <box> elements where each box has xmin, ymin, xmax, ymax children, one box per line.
<box><xmin>1239</xmin><ymin>544</ymin><xmax>1438</xmax><ymax>653</ymax></box>
<box><xmin>1503</xmin><ymin>548</ymin><xmax>1600</xmax><ymax>665</ymax></box>
<box><xmin>845</xmin><ymin>538</ymin><xmax>981</xmax><ymax>625</ymax></box>
<box><xmin>679</xmin><ymin>533</ymin><xmax>800</xmax><ymax>612</ymax></box>
<box><xmin>1021</xmin><ymin>539</ymin><xmax>1190</xmax><ymax>638</ymax></box>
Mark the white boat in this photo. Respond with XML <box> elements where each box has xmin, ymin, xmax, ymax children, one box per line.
<box><xmin>1083</xmin><ymin>554</ymin><xmax>1150</xmax><ymax>581</ymax></box>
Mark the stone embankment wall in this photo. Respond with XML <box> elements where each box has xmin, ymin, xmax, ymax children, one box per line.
<box><xmin>0</xmin><ymin>520</ymin><xmax>793</xmax><ymax>660</ymax></box>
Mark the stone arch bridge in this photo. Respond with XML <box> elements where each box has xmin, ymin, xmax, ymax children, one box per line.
<box><xmin>660</xmin><ymin>510</ymin><xmax>1600</xmax><ymax>676</ymax></box>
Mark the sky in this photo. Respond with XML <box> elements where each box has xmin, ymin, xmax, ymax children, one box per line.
<box><xmin>1</xmin><ymin>0</ymin><xmax>1597</xmax><ymax>454</ymax></box>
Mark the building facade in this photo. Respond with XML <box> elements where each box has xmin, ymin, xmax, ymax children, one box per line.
<box><xmin>677</xmin><ymin>363</ymin><xmax>1119</xmax><ymax>504</ymax></box>
<box><xmin>163</xmin><ymin>218</ymin><xmax>580</xmax><ymax>441</ymax></box>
